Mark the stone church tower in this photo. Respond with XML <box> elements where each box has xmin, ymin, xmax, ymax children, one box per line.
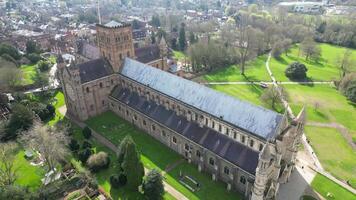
<box><xmin>96</xmin><ymin>21</ymin><xmax>135</xmax><ymax>72</ymax></box>
<box><xmin>251</xmin><ymin>108</ymin><xmax>306</xmax><ymax>200</ymax></box>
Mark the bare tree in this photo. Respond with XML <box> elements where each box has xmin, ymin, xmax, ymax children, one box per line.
<box><xmin>0</xmin><ymin>66</ymin><xmax>22</xmax><ymax>90</ymax></box>
<box><xmin>300</xmin><ymin>37</ymin><xmax>321</xmax><ymax>61</ymax></box>
<box><xmin>0</xmin><ymin>142</ymin><xmax>18</xmax><ymax>186</ymax></box>
<box><xmin>260</xmin><ymin>86</ymin><xmax>288</xmax><ymax>110</ymax></box>
<box><xmin>22</xmin><ymin>122</ymin><xmax>69</xmax><ymax>171</ymax></box>
<box><xmin>236</xmin><ymin>18</ymin><xmax>259</xmax><ymax>75</ymax></box>
<box><xmin>337</xmin><ymin>49</ymin><xmax>353</xmax><ymax>78</ymax></box>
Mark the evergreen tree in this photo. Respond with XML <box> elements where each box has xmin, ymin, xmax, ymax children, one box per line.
<box><xmin>143</xmin><ymin>169</ymin><xmax>164</xmax><ymax>200</ymax></box>
<box><xmin>151</xmin><ymin>31</ymin><xmax>156</xmax><ymax>44</ymax></box>
<box><xmin>178</xmin><ymin>23</ymin><xmax>187</xmax><ymax>51</ymax></box>
<box><xmin>117</xmin><ymin>136</ymin><xmax>144</xmax><ymax>190</ymax></box>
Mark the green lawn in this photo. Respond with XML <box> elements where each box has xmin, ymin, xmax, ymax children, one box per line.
<box><xmin>203</xmin><ymin>55</ymin><xmax>270</xmax><ymax>82</ymax></box>
<box><xmin>305</xmin><ymin>126</ymin><xmax>356</xmax><ymax>188</ymax></box>
<box><xmin>269</xmin><ymin>43</ymin><xmax>356</xmax><ymax>82</ymax></box>
<box><xmin>20</xmin><ymin>63</ymin><xmax>37</xmax><ymax>85</ymax></box>
<box><xmin>209</xmin><ymin>84</ymin><xmax>264</xmax><ymax>106</ymax></box>
<box><xmin>85</xmin><ymin>111</ymin><xmax>242</xmax><ymax>200</ymax></box>
<box><xmin>47</xmin><ymin>91</ymin><xmax>65</xmax><ymax>126</ymax></box>
<box><xmin>173</xmin><ymin>50</ymin><xmax>187</xmax><ymax>61</ymax></box>
<box><xmin>13</xmin><ymin>149</ymin><xmax>46</xmax><ymax>191</ymax></box>
<box><xmin>311</xmin><ymin>173</ymin><xmax>355</xmax><ymax>200</ymax></box>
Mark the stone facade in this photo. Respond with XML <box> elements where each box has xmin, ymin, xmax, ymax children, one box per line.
<box><xmin>58</xmin><ymin>21</ymin><xmax>305</xmax><ymax>200</ymax></box>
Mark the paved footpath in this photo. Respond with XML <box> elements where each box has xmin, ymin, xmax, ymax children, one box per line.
<box><xmin>59</xmin><ymin>107</ymin><xmax>188</xmax><ymax>200</ymax></box>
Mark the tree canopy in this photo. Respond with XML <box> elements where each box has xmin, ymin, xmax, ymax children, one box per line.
<box><xmin>285</xmin><ymin>62</ymin><xmax>308</xmax><ymax>80</ymax></box>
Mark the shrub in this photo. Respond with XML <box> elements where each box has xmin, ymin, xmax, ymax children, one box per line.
<box><xmin>26</xmin><ymin>53</ymin><xmax>41</xmax><ymax>64</ymax></box>
<box><xmin>69</xmin><ymin>139</ymin><xmax>80</xmax><ymax>151</ymax></box>
<box><xmin>38</xmin><ymin>60</ymin><xmax>50</xmax><ymax>72</ymax></box>
<box><xmin>4</xmin><ymin>104</ymin><xmax>34</xmax><ymax>140</ymax></box>
<box><xmin>110</xmin><ymin>172</ymin><xmax>127</xmax><ymax>188</ymax></box>
<box><xmin>87</xmin><ymin>152</ymin><xmax>110</xmax><ymax>172</ymax></box>
<box><xmin>78</xmin><ymin>148</ymin><xmax>92</xmax><ymax>163</ymax></box>
<box><xmin>82</xmin><ymin>127</ymin><xmax>92</xmax><ymax>139</ymax></box>
<box><xmin>143</xmin><ymin>169</ymin><xmax>164</xmax><ymax>200</ymax></box>
<box><xmin>82</xmin><ymin>140</ymin><xmax>92</xmax><ymax>149</ymax></box>
<box><xmin>285</xmin><ymin>62</ymin><xmax>308</xmax><ymax>80</ymax></box>
<box><xmin>46</xmin><ymin>104</ymin><xmax>55</xmax><ymax>116</ymax></box>
<box><xmin>345</xmin><ymin>82</ymin><xmax>356</xmax><ymax>103</ymax></box>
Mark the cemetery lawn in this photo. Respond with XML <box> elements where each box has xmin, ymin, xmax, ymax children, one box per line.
<box><xmin>311</xmin><ymin>173</ymin><xmax>356</xmax><ymax>200</ymax></box>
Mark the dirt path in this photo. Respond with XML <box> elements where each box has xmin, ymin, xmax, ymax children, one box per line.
<box><xmin>307</xmin><ymin>122</ymin><xmax>356</xmax><ymax>150</ymax></box>
<box><xmin>60</xmin><ymin>107</ymin><xmax>188</xmax><ymax>200</ymax></box>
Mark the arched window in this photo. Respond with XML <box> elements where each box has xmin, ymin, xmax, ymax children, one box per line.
<box><xmin>184</xmin><ymin>144</ymin><xmax>189</xmax><ymax>151</ymax></box>
<box><xmin>259</xmin><ymin>144</ymin><xmax>264</xmax><ymax>151</ymax></box>
<box><xmin>99</xmin><ymin>82</ymin><xmax>103</xmax><ymax>88</ymax></box>
<box><xmin>143</xmin><ymin>120</ymin><xmax>146</xmax><ymax>126</ymax></box>
<box><xmin>152</xmin><ymin>124</ymin><xmax>156</xmax><ymax>131</ymax></box>
<box><xmin>172</xmin><ymin>136</ymin><xmax>177</xmax><ymax>144</ymax></box>
<box><xmin>250</xmin><ymin>139</ymin><xmax>254</xmax><ymax>147</ymax></box>
<box><xmin>240</xmin><ymin>176</ymin><xmax>246</xmax><ymax>184</ymax></box>
<box><xmin>196</xmin><ymin>150</ymin><xmax>201</xmax><ymax>157</ymax></box>
<box><xmin>224</xmin><ymin>166</ymin><xmax>230</xmax><ymax>175</ymax></box>
<box><xmin>86</xmin><ymin>87</ymin><xmax>89</xmax><ymax>93</ymax></box>
<box><xmin>241</xmin><ymin>135</ymin><xmax>246</xmax><ymax>143</ymax></box>
<box><xmin>209</xmin><ymin>158</ymin><xmax>215</xmax><ymax>166</ymax></box>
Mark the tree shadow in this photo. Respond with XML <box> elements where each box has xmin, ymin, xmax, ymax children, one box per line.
<box><xmin>275</xmin><ymin>57</ymin><xmax>288</xmax><ymax>65</ymax></box>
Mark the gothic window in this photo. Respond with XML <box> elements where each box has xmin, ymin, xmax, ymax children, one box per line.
<box><xmin>119</xmin><ymin>53</ymin><xmax>122</xmax><ymax>60</ymax></box>
<box><xmin>172</xmin><ymin>136</ymin><xmax>177</xmax><ymax>144</ymax></box>
<box><xmin>226</xmin><ymin>128</ymin><xmax>229</xmax><ymax>135</ymax></box>
<box><xmin>143</xmin><ymin>120</ymin><xmax>146</xmax><ymax>126</ymax></box>
<box><xmin>126</xmin><ymin>110</ymin><xmax>129</xmax><ymax>116</ymax></box>
<box><xmin>250</xmin><ymin>139</ymin><xmax>254</xmax><ymax>147</ymax></box>
<box><xmin>162</xmin><ymin>130</ymin><xmax>166</xmax><ymax>137</ymax></box>
<box><xmin>205</xmin><ymin>118</ymin><xmax>208</xmax><ymax>125</ymax></box>
<box><xmin>212</xmin><ymin>121</ymin><xmax>215</xmax><ymax>129</ymax></box>
<box><xmin>241</xmin><ymin>135</ymin><xmax>246</xmax><ymax>143</ymax></box>
<box><xmin>118</xmin><ymin>106</ymin><xmax>121</xmax><ymax>111</ymax></box>
<box><xmin>224</xmin><ymin>166</ymin><xmax>230</xmax><ymax>175</ymax></box>
<box><xmin>196</xmin><ymin>150</ymin><xmax>201</xmax><ymax>157</ymax></box>
<box><xmin>134</xmin><ymin>114</ymin><xmax>137</xmax><ymax>120</ymax></box>
<box><xmin>209</xmin><ymin>158</ymin><xmax>215</xmax><ymax>166</ymax></box>
<box><xmin>240</xmin><ymin>176</ymin><xmax>246</xmax><ymax>184</ymax></box>
<box><xmin>99</xmin><ymin>82</ymin><xmax>103</xmax><ymax>88</ymax></box>
<box><xmin>259</xmin><ymin>144</ymin><xmax>264</xmax><ymax>151</ymax></box>
<box><xmin>195</xmin><ymin>114</ymin><xmax>198</xmax><ymax>121</ymax></box>
<box><xmin>184</xmin><ymin>144</ymin><xmax>189</xmax><ymax>151</ymax></box>
<box><xmin>111</xmin><ymin>79</ymin><xmax>114</xmax><ymax>85</ymax></box>
<box><xmin>233</xmin><ymin>132</ymin><xmax>237</xmax><ymax>139</ymax></box>
<box><xmin>219</xmin><ymin>124</ymin><xmax>222</xmax><ymax>132</ymax></box>
<box><xmin>152</xmin><ymin>125</ymin><xmax>156</xmax><ymax>131</ymax></box>
<box><xmin>86</xmin><ymin>87</ymin><xmax>90</xmax><ymax>93</ymax></box>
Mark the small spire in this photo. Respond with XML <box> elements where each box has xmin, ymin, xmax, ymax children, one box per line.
<box><xmin>97</xmin><ymin>0</ymin><xmax>102</xmax><ymax>25</ymax></box>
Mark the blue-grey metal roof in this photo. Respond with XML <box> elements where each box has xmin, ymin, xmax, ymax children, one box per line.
<box><xmin>120</xmin><ymin>58</ymin><xmax>284</xmax><ymax>140</ymax></box>
<box><xmin>110</xmin><ymin>87</ymin><xmax>259</xmax><ymax>174</ymax></box>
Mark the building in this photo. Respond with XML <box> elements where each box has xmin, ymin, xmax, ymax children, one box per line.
<box><xmin>58</xmin><ymin>21</ymin><xmax>305</xmax><ymax>200</ymax></box>
<box><xmin>278</xmin><ymin>1</ymin><xmax>325</xmax><ymax>14</ymax></box>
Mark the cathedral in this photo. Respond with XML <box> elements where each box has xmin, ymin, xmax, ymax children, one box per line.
<box><xmin>58</xmin><ymin>21</ymin><xmax>305</xmax><ymax>200</ymax></box>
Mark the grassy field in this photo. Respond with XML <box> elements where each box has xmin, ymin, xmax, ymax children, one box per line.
<box><xmin>47</xmin><ymin>91</ymin><xmax>65</xmax><ymax>126</ymax></box>
<box><xmin>85</xmin><ymin>111</ymin><xmax>241</xmax><ymax>200</ymax></box>
<box><xmin>305</xmin><ymin>126</ymin><xmax>356</xmax><ymax>188</ymax></box>
<box><xmin>269</xmin><ymin>43</ymin><xmax>356</xmax><ymax>82</ymax></box>
<box><xmin>311</xmin><ymin>173</ymin><xmax>356</xmax><ymax>200</ymax></box>
<box><xmin>13</xmin><ymin>149</ymin><xmax>46</xmax><ymax>191</ymax></box>
<box><xmin>202</xmin><ymin>55</ymin><xmax>270</xmax><ymax>82</ymax></box>
<box><xmin>20</xmin><ymin>63</ymin><xmax>37</xmax><ymax>85</ymax></box>
<box><xmin>173</xmin><ymin>50</ymin><xmax>187</xmax><ymax>61</ymax></box>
